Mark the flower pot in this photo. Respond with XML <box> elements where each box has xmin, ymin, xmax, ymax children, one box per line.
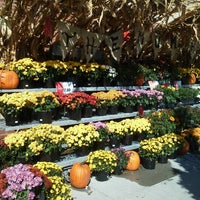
<box><xmin>121</xmin><ymin>106</ymin><xmax>134</xmax><ymax>113</ymax></box>
<box><xmin>93</xmin><ymin>140</ymin><xmax>107</xmax><ymax>150</ymax></box>
<box><xmin>158</xmin><ymin>155</ymin><xmax>168</xmax><ymax>164</ymax></box>
<box><xmin>96</xmin><ymin>107</ymin><xmax>107</xmax><ymax>116</ymax></box>
<box><xmin>44</xmin><ymin>78</ymin><xmax>55</xmax><ymax>88</ymax></box>
<box><xmin>168</xmin><ymin>151</ymin><xmax>178</xmax><ymax>159</ymax></box>
<box><xmin>109</xmin><ymin>138</ymin><xmax>120</xmax><ymax>149</ymax></box>
<box><xmin>38</xmin><ymin>152</ymin><xmax>52</xmax><ymax>162</ymax></box>
<box><xmin>38</xmin><ymin>150</ymin><xmax>61</xmax><ymax>162</ymax></box>
<box><xmin>137</xmin><ymin>133</ymin><xmax>146</xmax><ymax>142</ymax></box>
<box><xmin>20</xmin><ymin>107</ymin><xmax>33</xmax><ymax>124</ymax></box>
<box><xmin>75</xmin><ymin>146</ymin><xmax>91</xmax><ymax>157</ymax></box>
<box><xmin>82</xmin><ymin>106</ymin><xmax>93</xmax><ymax>118</ymax></box>
<box><xmin>37</xmin><ymin>111</ymin><xmax>52</xmax><ymax>124</ymax></box>
<box><xmin>4</xmin><ymin>113</ymin><xmax>20</xmax><ymax>126</ymax></box>
<box><xmin>52</xmin><ymin>106</ymin><xmax>64</xmax><ymax>120</ymax></box>
<box><xmin>141</xmin><ymin>157</ymin><xmax>156</xmax><ymax>169</ymax></box>
<box><xmin>121</xmin><ymin>134</ymin><xmax>133</xmax><ymax>146</ymax></box>
<box><xmin>181</xmin><ymin>99</ymin><xmax>195</xmax><ymax>106</ymax></box>
<box><xmin>107</xmin><ymin>105</ymin><xmax>118</xmax><ymax>114</ymax></box>
<box><xmin>68</xmin><ymin>108</ymin><xmax>82</xmax><ymax>120</ymax></box>
<box><xmin>113</xmin><ymin>166</ymin><xmax>123</xmax><ymax>175</ymax></box>
<box><xmin>19</xmin><ymin>79</ymin><xmax>34</xmax><ymax>89</ymax></box>
<box><xmin>95</xmin><ymin>171</ymin><xmax>109</xmax><ymax>181</ymax></box>
<box><xmin>166</xmin><ymin>102</ymin><xmax>177</xmax><ymax>109</ymax></box>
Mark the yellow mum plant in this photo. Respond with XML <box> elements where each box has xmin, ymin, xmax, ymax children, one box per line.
<box><xmin>139</xmin><ymin>138</ymin><xmax>163</xmax><ymax>161</ymax></box>
<box><xmin>106</xmin><ymin>120</ymin><xmax>125</xmax><ymax>140</ymax></box>
<box><xmin>34</xmin><ymin>162</ymin><xmax>72</xmax><ymax>200</ymax></box>
<box><xmin>92</xmin><ymin>90</ymin><xmax>125</xmax><ymax>108</ymax></box>
<box><xmin>64</xmin><ymin>123</ymin><xmax>100</xmax><ymax>149</ymax></box>
<box><xmin>4</xmin><ymin>124</ymin><xmax>65</xmax><ymax>162</ymax></box>
<box><xmin>120</xmin><ymin>118</ymin><xmax>151</xmax><ymax>135</ymax></box>
<box><xmin>139</xmin><ymin>133</ymin><xmax>184</xmax><ymax>160</ymax></box>
<box><xmin>41</xmin><ymin>60</ymin><xmax>70</xmax><ymax>81</ymax></box>
<box><xmin>29</xmin><ymin>90</ymin><xmax>60</xmax><ymax>112</ymax></box>
<box><xmin>0</xmin><ymin>92</ymin><xmax>27</xmax><ymax>117</ymax></box>
<box><xmin>8</xmin><ymin>57</ymin><xmax>47</xmax><ymax>81</ymax></box>
<box><xmin>86</xmin><ymin>150</ymin><xmax>117</xmax><ymax>173</ymax></box>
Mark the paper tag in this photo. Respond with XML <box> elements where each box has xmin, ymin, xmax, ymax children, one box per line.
<box><xmin>56</xmin><ymin>82</ymin><xmax>74</xmax><ymax>95</ymax></box>
<box><xmin>148</xmin><ymin>80</ymin><xmax>159</xmax><ymax>90</ymax></box>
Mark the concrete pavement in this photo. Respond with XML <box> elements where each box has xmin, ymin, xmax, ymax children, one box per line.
<box><xmin>71</xmin><ymin>153</ymin><xmax>200</xmax><ymax>200</ymax></box>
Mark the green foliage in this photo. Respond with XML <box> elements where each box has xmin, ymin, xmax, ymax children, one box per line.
<box><xmin>178</xmin><ymin>87</ymin><xmax>199</xmax><ymax>101</ymax></box>
<box><xmin>174</xmin><ymin>105</ymin><xmax>200</xmax><ymax>129</ymax></box>
<box><xmin>146</xmin><ymin>109</ymin><xmax>177</xmax><ymax>138</ymax></box>
<box><xmin>157</xmin><ymin>86</ymin><xmax>179</xmax><ymax>104</ymax></box>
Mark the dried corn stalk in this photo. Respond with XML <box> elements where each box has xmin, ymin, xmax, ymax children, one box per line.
<box><xmin>0</xmin><ymin>0</ymin><xmax>199</xmax><ymax>67</ymax></box>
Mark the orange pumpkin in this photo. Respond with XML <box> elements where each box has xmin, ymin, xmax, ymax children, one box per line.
<box><xmin>179</xmin><ymin>139</ymin><xmax>190</xmax><ymax>155</ymax></box>
<box><xmin>0</xmin><ymin>70</ymin><xmax>19</xmax><ymax>89</ymax></box>
<box><xmin>125</xmin><ymin>150</ymin><xmax>140</xmax><ymax>171</ymax></box>
<box><xmin>188</xmin><ymin>73</ymin><xmax>196</xmax><ymax>84</ymax></box>
<box><xmin>70</xmin><ymin>162</ymin><xmax>91</xmax><ymax>189</ymax></box>
<box><xmin>135</xmin><ymin>75</ymin><xmax>145</xmax><ymax>86</ymax></box>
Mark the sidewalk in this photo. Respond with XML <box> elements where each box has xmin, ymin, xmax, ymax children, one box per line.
<box><xmin>71</xmin><ymin>153</ymin><xmax>200</xmax><ymax>200</ymax></box>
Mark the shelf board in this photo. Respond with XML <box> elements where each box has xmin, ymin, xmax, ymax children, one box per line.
<box><xmin>0</xmin><ymin>110</ymin><xmax>151</xmax><ymax>131</ymax></box>
<box><xmin>0</xmin><ymin>84</ymin><xmax>199</xmax><ymax>93</ymax></box>
<box><xmin>0</xmin><ymin>85</ymin><xmax>150</xmax><ymax>93</ymax></box>
<box><xmin>1</xmin><ymin>103</ymin><xmax>200</xmax><ymax>132</ymax></box>
<box><xmin>56</xmin><ymin>141</ymin><xmax>140</xmax><ymax>168</ymax></box>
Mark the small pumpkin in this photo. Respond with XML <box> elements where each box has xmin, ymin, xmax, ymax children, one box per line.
<box><xmin>125</xmin><ymin>150</ymin><xmax>140</xmax><ymax>171</ymax></box>
<box><xmin>135</xmin><ymin>75</ymin><xmax>145</xmax><ymax>86</ymax></box>
<box><xmin>70</xmin><ymin>162</ymin><xmax>91</xmax><ymax>189</ymax></box>
<box><xmin>188</xmin><ymin>73</ymin><xmax>196</xmax><ymax>84</ymax></box>
<box><xmin>179</xmin><ymin>139</ymin><xmax>190</xmax><ymax>155</ymax></box>
<box><xmin>0</xmin><ymin>70</ymin><xmax>19</xmax><ymax>89</ymax></box>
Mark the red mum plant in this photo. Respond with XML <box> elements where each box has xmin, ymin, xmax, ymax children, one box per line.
<box><xmin>57</xmin><ymin>91</ymin><xmax>97</xmax><ymax>110</ymax></box>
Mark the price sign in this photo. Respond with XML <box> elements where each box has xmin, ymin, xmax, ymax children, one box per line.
<box><xmin>55</xmin><ymin>82</ymin><xmax>74</xmax><ymax>95</ymax></box>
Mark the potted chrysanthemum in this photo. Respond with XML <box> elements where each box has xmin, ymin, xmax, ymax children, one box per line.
<box><xmin>29</xmin><ymin>90</ymin><xmax>61</xmax><ymax>123</ymax></box>
<box><xmin>0</xmin><ymin>92</ymin><xmax>27</xmax><ymax>126</ymax></box>
<box><xmin>57</xmin><ymin>91</ymin><xmax>91</xmax><ymax>120</ymax></box>
<box><xmin>90</xmin><ymin>121</ymin><xmax>110</xmax><ymax>150</ymax></box>
<box><xmin>64</xmin><ymin>123</ymin><xmax>100</xmax><ymax>156</ymax></box>
<box><xmin>106</xmin><ymin>120</ymin><xmax>125</xmax><ymax>148</ymax></box>
<box><xmin>0</xmin><ymin>163</ymin><xmax>52</xmax><ymax>200</ymax></box>
<box><xmin>8</xmin><ymin>57</ymin><xmax>47</xmax><ymax>88</ymax></box>
<box><xmin>119</xmin><ymin>118</ymin><xmax>151</xmax><ymax>143</ymax></box>
<box><xmin>86</xmin><ymin>150</ymin><xmax>117</xmax><ymax>181</ymax></box>
<box><xmin>139</xmin><ymin>138</ymin><xmax>162</xmax><ymax>169</ymax></box>
<box><xmin>4</xmin><ymin>124</ymin><xmax>65</xmax><ymax>163</ymax></box>
<box><xmin>146</xmin><ymin>109</ymin><xmax>177</xmax><ymax>138</ymax></box>
<box><xmin>34</xmin><ymin>162</ymin><xmax>72</xmax><ymax>200</ymax></box>
<box><xmin>111</xmin><ymin>148</ymin><xmax>129</xmax><ymax>175</ymax></box>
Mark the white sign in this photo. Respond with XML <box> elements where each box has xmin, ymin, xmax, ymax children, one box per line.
<box><xmin>56</xmin><ymin>82</ymin><xmax>74</xmax><ymax>95</ymax></box>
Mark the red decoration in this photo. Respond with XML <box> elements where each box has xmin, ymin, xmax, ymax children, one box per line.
<box><xmin>44</xmin><ymin>18</ymin><xmax>52</xmax><ymax>37</ymax></box>
<box><xmin>123</xmin><ymin>30</ymin><xmax>130</xmax><ymax>41</ymax></box>
<box><xmin>138</xmin><ymin>104</ymin><xmax>144</xmax><ymax>117</ymax></box>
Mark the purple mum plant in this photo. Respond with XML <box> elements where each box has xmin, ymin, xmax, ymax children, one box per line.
<box><xmin>0</xmin><ymin>163</ymin><xmax>46</xmax><ymax>200</ymax></box>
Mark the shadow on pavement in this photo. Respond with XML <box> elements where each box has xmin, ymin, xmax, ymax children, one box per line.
<box><xmin>172</xmin><ymin>153</ymin><xmax>200</xmax><ymax>200</ymax></box>
<box><xmin>119</xmin><ymin>161</ymin><xmax>178</xmax><ymax>186</ymax></box>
